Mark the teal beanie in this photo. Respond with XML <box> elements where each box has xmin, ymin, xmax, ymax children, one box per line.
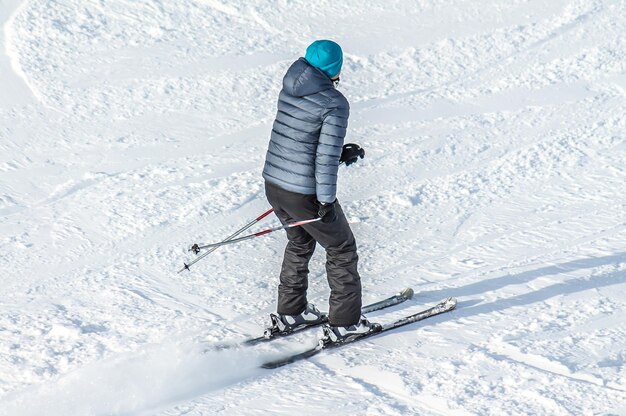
<box><xmin>304</xmin><ymin>40</ymin><xmax>343</xmax><ymax>78</ymax></box>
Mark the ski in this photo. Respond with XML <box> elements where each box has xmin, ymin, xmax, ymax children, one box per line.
<box><xmin>260</xmin><ymin>296</ymin><xmax>457</xmax><ymax>369</ymax></box>
<box><xmin>241</xmin><ymin>287</ymin><xmax>415</xmax><ymax>347</ymax></box>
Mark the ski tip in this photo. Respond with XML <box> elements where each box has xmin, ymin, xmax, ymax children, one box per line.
<box><xmin>444</xmin><ymin>297</ymin><xmax>458</xmax><ymax>309</ymax></box>
<box><xmin>400</xmin><ymin>287</ymin><xmax>415</xmax><ymax>299</ymax></box>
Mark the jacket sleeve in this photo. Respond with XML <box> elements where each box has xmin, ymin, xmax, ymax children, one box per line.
<box><xmin>315</xmin><ymin>94</ymin><xmax>350</xmax><ymax>203</ymax></box>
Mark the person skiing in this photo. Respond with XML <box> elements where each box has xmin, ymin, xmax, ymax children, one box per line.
<box><xmin>262</xmin><ymin>39</ymin><xmax>373</xmax><ymax>342</ymax></box>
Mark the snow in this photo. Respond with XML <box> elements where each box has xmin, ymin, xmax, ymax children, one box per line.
<box><xmin>0</xmin><ymin>0</ymin><xmax>625</xmax><ymax>415</ymax></box>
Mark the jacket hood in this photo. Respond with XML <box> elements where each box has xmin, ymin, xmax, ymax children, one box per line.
<box><xmin>282</xmin><ymin>58</ymin><xmax>334</xmax><ymax>97</ymax></box>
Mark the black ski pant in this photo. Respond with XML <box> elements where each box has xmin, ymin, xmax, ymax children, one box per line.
<box><xmin>265</xmin><ymin>181</ymin><xmax>362</xmax><ymax>326</ymax></box>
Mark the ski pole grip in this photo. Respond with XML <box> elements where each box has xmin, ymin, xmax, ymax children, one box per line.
<box><xmin>256</xmin><ymin>208</ymin><xmax>274</xmax><ymax>221</ymax></box>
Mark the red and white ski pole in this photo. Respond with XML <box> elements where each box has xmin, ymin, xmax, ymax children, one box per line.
<box><xmin>192</xmin><ymin>217</ymin><xmax>321</xmax><ymax>251</ymax></box>
<box><xmin>178</xmin><ymin>208</ymin><xmax>274</xmax><ymax>273</ymax></box>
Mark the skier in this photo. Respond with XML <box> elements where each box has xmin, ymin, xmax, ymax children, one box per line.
<box><xmin>263</xmin><ymin>39</ymin><xmax>374</xmax><ymax>342</ymax></box>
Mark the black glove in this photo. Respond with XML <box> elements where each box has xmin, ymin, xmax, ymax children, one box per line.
<box><xmin>318</xmin><ymin>200</ymin><xmax>337</xmax><ymax>223</ymax></box>
<box><xmin>340</xmin><ymin>143</ymin><xmax>365</xmax><ymax>166</ymax></box>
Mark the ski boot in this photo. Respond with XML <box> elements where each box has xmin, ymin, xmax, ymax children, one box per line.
<box><xmin>319</xmin><ymin>317</ymin><xmax>382</xmax><ymax>347</ymax></box>
<box><xmin>264</xmin><ymin>303</ymin><xmax>326</xmax><ymax>339</ymax></box>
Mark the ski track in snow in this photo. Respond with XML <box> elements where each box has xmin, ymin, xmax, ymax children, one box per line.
<box><xmin>1</xmin><ymin>0</ymin><xmax>625</xmax><ymax>415</ymax></box>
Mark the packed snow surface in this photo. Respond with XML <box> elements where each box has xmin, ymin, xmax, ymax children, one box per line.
<box><xmin>1</xmin><ymin>0</ymin><xmax>625</xmax><ymax>415</ymax></box>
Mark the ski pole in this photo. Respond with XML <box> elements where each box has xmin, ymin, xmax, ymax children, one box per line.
<box><xmin>179</xmin><ymin>156</ymin><xmax>359</xmax><ymax>273</ymax></box>
<box><xmin>178</xmin><ymin>208</ymin><xmax>274</xmax><ymax>273</ymax></box>
<box><xmin>192</xmin><ymin>217</ymin><xmax>321</xmax><ymax>251</ymax></box>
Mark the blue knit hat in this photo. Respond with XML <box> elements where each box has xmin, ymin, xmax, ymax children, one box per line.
<box><xmin>304</xmin><ymin>40</ymin><xmax>343</xmax><ymax>79</ymax></box>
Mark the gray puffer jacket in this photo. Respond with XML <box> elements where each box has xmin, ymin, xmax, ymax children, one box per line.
<box><xmin>263</xmin><ymin>58</ymin><xmax>349</xmax><ymax>204</ymax></box>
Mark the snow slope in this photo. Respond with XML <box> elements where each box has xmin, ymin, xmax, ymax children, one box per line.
<box><xmin>0</xmin><ymin>0</ymin><xmax>625</xmax><ymax>414</ymax></box>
